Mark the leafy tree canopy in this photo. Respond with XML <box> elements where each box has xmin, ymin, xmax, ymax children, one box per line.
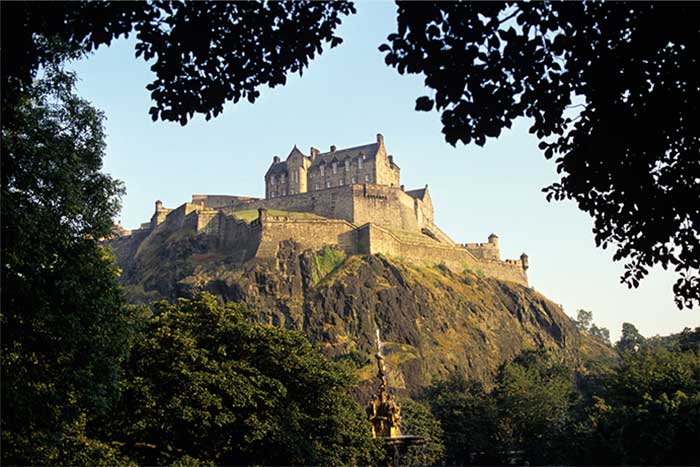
<box><xmin>1</xmin><ymin>67</ymin><xmax>133</xmax><ymax>465</ymax></box>
<box><xmin>587</xmin><ymin>345</ymin><xmax>700</xmax><ymax>465</ymax></box>
<box><xmin>616</xmin><ymin>322</ymin><xmax>646</xmax><ymax>353</ymax></box>
<box><xmin>397</xmin><ymin>397</ymin><xmax>445</xmax><ymax>466</ymax></box>
<box><xmin>1</xmin><ymin>0</ymin><xmax>355</xmax><ymax>126</ymax></box>
<box><xmin>99</xmin><ymin>294</ymin><xmax>380</xmax><ymax>466</ymax></box>
<box><xmin>381</xmin><ymin>1</ymin><xmax>700</xmax><ymax>309</ymax></box>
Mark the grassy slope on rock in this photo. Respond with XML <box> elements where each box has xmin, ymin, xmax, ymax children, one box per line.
<box><xmin>113</xmin><ymin>234</ymin><xmax>616</xmax><ymax>393</ymax></box>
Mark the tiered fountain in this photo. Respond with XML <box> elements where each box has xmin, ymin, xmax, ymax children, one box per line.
<box><xmin>366</xmin><ymin>330</ymin><xmax>425</xmax><ymax>466</ymax></box>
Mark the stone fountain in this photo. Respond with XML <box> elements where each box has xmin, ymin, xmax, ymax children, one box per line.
<box><xmin>366</xmin><ymin>330</ymin><xmax>425</xmax><ymax>466</ymax></box>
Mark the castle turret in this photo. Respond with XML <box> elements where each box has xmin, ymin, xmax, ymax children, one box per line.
<box><xmin>151</xmin><ymin>199</ymin><xmax>169</xmax><ymax>228</ymax></box>
<box><xmin>520</xmin><ymin>253</ymin><xmax>529</xmax><ymax>271</ymax></box>
<box><xmin>488</xmin><ymin>233</ymin><xmax>499</xmax><ymax>248</ymax></box>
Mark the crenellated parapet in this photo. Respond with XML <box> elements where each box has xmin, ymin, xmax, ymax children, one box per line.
<box><xmin>107</xmin><ymin>133</ymin><xmax>531</xmax><ymax>287</ymax></box>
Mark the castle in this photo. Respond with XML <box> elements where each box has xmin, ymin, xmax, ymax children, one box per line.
<box><xmin>110</xmin><ymin>134</ymin><xmax>530</xmax><ymax>286</ymax></box>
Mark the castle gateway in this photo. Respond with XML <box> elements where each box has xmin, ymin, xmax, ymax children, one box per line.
<box><xmin>110</xmin><ymin>134</ymin><xmax>530</xmax><ymax>286</ymax></box>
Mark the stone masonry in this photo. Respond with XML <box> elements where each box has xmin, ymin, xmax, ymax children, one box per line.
<box><xmin>110</xmin><ymin>134</ymin><xmax>530</xmax><ymax>286</ymax></box>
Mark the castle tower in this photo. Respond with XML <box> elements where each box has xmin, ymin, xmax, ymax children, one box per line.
<box><xmin>488</xmin><ymin>233</ymin><xmax>499</xmax><ymax>247</ymax></box>
<box><xmin>285</xmin><ymin>145</ymin><xmax>310</xmax><ymax>195</ymax></box>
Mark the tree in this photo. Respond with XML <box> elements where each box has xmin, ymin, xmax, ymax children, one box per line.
<box><xmin>380</xmin><ymin>2</ymin><xmax>700</xmax><ymax>309</ymax></box>
<box><xmin>1</xmin><ymin>68</ymin><xmax>134</xmax><ymax>465</ymax></box>
<box><xmin>398</xmin><ymin>398</ymin><xmax>445</xmax><ymax>466</ymax></box>
<box><xmin>589</xmin><ymin>324</ymin><xmax>612</xmax><ymax>346</ymax></box>
<box><xmin>616</xmin><ymin>322</ymin><xmax>646</xmax><ymax>353</ymax></box>
<box><xmin>575</xmin><ymin>309</ymin><xmax>593</xmax><ymax>332</ymax></box>
<box><xmin>493</xmin><ymin>350</ymin><xmax>577</xmax><ymax>465</ymax></box>
<box><xmin>422</xmin><ymin>374</ymin><xmax>499</xmax><ymax>465</ymax></box>
<box><xmin>1</xmin><ymin>1</ymin><xmax>355</xmax><ymax>126</ymax></box>
<box><xmin>99</xmin><ymin>294</ymin><xmax>380</xmax><ymax>466</ymax></box>
<box><xmin>585</xmin><ymin>345</ymin><xmax>700</xmax><ymax>465</ymax></box>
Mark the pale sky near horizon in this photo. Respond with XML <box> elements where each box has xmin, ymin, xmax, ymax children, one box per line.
<box><xmin>69</xmin><ymin>2</ymin><xmax>697</xmax><ymax>340</ymax></box>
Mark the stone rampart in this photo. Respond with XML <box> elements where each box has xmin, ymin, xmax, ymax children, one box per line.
<box><xmin>356</xmin><ymin>224</ymin><xmax>528</xmax><ymax>286</ymax></box>
<box><xmin>221</xmin><ymin>184</ymin><xmax>356</xmax><ymax>223</ymax></box>
<box><xmin>256</xmin><ymin>214</ymin><xmax>358</xmax><ymax>258</ymax></box>
<box><xmin>463</xmin><ymin>242</ymin><xmax>500</xmax><ymax>260</ymax></box>
<box><xmin>192</xmin><ymin>194</ymin><xmax>258</xmax><ymax>209</ymax></box>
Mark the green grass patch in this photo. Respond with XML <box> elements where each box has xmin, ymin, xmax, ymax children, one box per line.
<box><xmin>312</xmin><ymin>245</ymin><xmax>346</xmax><ymax>285</ymax></box>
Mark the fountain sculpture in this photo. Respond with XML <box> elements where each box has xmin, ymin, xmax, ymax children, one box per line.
<box><xmin>367</xmin><ymin>330</ymin><xmax>425</xmax><ymax>466</ymax></box>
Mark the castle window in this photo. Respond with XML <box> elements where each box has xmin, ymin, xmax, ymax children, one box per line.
<box><xmin>351</xmin><ymin>176</ymin><xmax>357</xmax><ymax>183</ymax></box>
<box><xmin>326</xmin><ymin>181</ymin><xmax>331</xmax><ymax>188</ymax></box>
<box><xmin>339</xmin><ymin>179</ymin><xmax>344</xmax><ymax>186</ymax></box>
<box><xmin>320</xmin><ymin>165</ymin><xmax>325</xmax><ymax>176</ymax></box>
<box><xmin>358</xmin><ymin>158</ymin><xmax>363</xmax><ymax>169</ymax></box>
<box><xmin>345</xmin><ymin>159</ymin><xmax>350</xmax><ymax>171</ymax></box>
<box><xmin>315</xmin><ymin>183</ymin><xmax>319</xmax><ymax>190</ymax></box>
<box><xmin>271</xmin><ymin>175</ymin><xmax>276</xmax><ymax>185</ymax></box>
<box><xmin>364</xmin><ymin>175</ymin><xmax>369</xmax><ymax>182</ymax></box>
<box><xmin>281</xmin><ymin>174</ymin><xmax>286</xmax><ymax>183</ymax></box>
<box><xmin>332</xmin><ymin>162</ymin><xmax>338</xmax><ymax>174</ymax></box>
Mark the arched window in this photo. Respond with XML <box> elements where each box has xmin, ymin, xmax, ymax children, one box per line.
<box><xmin>332</xmin><ymin>162</ymin><xmax>338</xmax><ymax>174</ymax></box>
<box><xmin>358</xmin><ymin>158</ymin><xmax>363</xmax><ymax>169</ymax></box>
<box><xmin>345</xmin><ymin>159</ymin><xmax>350</xmax><ymax>171</ymax></box>
<box><xmin>271</xmin><ymin>175</ymin><xmax>276</xmax><ymax>185</ymax></box>
<box><xmin>320</xmin><ymin>165</ymin><xmax>325</xmax><ymax>176</ymax></box>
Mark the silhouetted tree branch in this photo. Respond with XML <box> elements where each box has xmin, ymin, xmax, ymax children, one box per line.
<box><xmin>381</xmin><ymin>1</ymin><xmax>700</xmax><ymax>309</ymax></box>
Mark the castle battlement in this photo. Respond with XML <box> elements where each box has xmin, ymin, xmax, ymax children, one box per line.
<box><xmin>111</xmin><ymin>134</ymin><xmax>530</xmax><ymax>286</ymax></box>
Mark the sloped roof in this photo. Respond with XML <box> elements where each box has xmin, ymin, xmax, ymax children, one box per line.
<box><xmin>265</xmin><ymin>160</ymin><xmax>288</xmax><ymax>177</ymax></box>
<box><xmin>309</xmin><ymin>142</ymin><xmax>379</xmax><ymax>168</ymax></box>
<box><xmin>406</xmin><ymin>187</ymin><xmax>428</xmax><ymax>200</ymax></box>
<box><xmin>286</xmin><ymin>145</ymin><xmax>307</xmax><ymax>161</ymax></box>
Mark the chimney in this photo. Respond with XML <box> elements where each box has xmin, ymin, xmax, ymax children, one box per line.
<box><xmin>273</xmin><ymin>155</ymin><xmax>280</xmax><ymax>163</ymax></box>
<box><xmin>155</xmin><ymin>200</ymin><xmax>163</xmax><ymax>210</ymax></box>
<box><xmin>330</xmin><ymin>145</ymin><xmax>337</xmax><ymax>152</ymax></box>
<box><xmin>388</xmin><ymin>155</ymin><xmax>394</xmax><ymax>165</ymax></box>
<box><xmin>310</xmin><ymin>147</ymin><xmax>319</xmax><ymax>160</ymax></box>
<box><xmin>400</xmin><ymin>185</ymin><xmax>405</xmax><ymax>191</ymax></box>
<box><xmin>376</xmin><ymin>133</ymin><xmax>384</xmax><ymax>145</ymax></box>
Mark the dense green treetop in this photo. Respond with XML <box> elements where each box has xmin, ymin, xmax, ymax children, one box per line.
<box><xmin>100</xmin><ymin>294</ymin><xmax>380</xmax><ymax>466</ymax></box>
<box><xmin>1</xmin><ymin>68</ymin><xmax>133</xmax><ymax>465</ymax></box>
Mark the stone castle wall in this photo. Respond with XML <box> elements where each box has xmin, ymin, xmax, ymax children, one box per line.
<box><xmin>257</xmin><ymin>212</ymin><xmax>358</xmax><ymax>258</ymax></box>
<box><xmin>197</xmin><ymin>183</ymin><xmax>436</xmax><ymax>235</ymax></box>
<box><xmin>111</xmin><ymin>206</ymin><xmax>528</xmax><ymax>287</ymax></box>
<box><xmin>356</xmin><ymin>223</ymin><xmax>528</xmax><ymax>286</ymax></box>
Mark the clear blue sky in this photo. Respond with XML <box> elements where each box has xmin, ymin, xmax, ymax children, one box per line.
<box><xmin>69</xmin><ymin>2</ymin><xmax>696</xmax><ymax>340</ymax></box>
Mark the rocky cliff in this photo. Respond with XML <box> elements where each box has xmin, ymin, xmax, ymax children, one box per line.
<box><xmin>111</xmin><ymin>227</ymin><xmax>613</xmax><ymax>394</ymax></box>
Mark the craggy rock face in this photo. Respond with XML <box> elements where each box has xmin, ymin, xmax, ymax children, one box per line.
<box><xmin>113</xmin><ymin>237</ymin><xmax>614</xmax><ymax>395</ymax></box>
